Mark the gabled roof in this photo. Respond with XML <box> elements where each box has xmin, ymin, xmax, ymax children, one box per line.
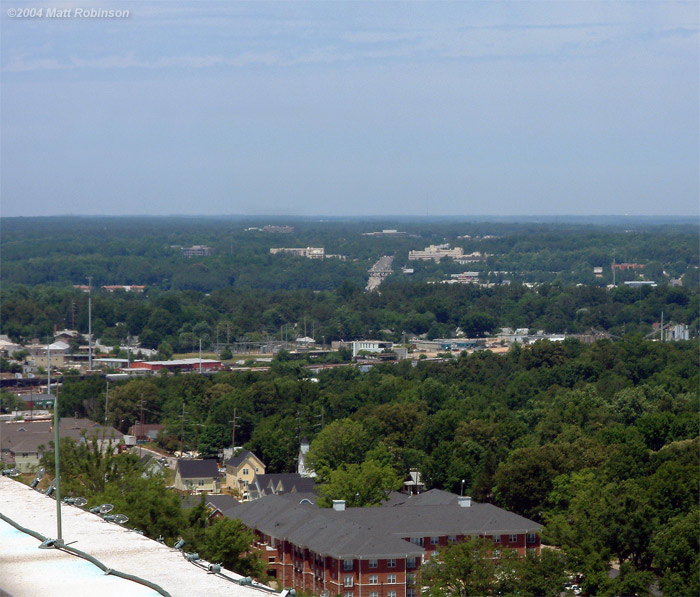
<box><xmin>232</xmin><ymin>491</ymin><xmax>542</xmax><ymax>559</ymax></box>
<box><xmin>254</xmin><ymin>473</ymin><xmax>315</xmax><ymax>496</ymax></box>
<box><xmin>225</xmin><ymin>449</ymin><xmax>262</xmax><ymax>468</ymax></box>
<box><xmin>176</xmin><ymin>459</ymin><xmax>219</xmax><ymax>479</ymax></box>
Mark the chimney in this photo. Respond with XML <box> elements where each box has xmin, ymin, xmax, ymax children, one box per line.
<box><xmin>332</xmin><ymin>500</ymin><xmax>346</xmax><ymax>512</ymax></box>
<box><xmin>458</xmin><ymin>496</ymin><xmax>472</xmax><ymax>508</ymax></box>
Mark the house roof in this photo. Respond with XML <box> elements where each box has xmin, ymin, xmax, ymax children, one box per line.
<box><xmin>234</xmin><ymin>496</ymin><xmax>424</xmax><ymax>559</ymax></box>
<box><xmin>253</xmin><ymin>473</ymin><xmax>316</xmax><ymax>495</ymax></box>
<box><xmin>232</xmin><ymin>490</ymin><xmax>542</xmax><ymax>559</ymax></box>
<box><xmin>225</xmin><ymin>449</ymin><xmax>262</xmax><ymax>468</ymax></box>
<box><xmin>176</xmin><ymin>458</ymin><xmax>219</xmax><ymax>479</ymax></box>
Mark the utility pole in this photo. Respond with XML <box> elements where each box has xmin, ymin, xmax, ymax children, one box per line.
<box><xmin>104</xmin><ymin>381</ymin><xmax>109</xmax><ymax>425</ymax></box>
<box><xmin>179</xmin><ymin>402</ymin><xmax>187</xmax><ymax>457</ymax></box>
<box><xmin>229</xmin><ymin>408</ymin><xmax>237</xmax><ymax>450</ymax></box>
<box><xmin>87</xmin><ymin>276</ymin><xmax>93</xmax><ymax>371</ymax></box>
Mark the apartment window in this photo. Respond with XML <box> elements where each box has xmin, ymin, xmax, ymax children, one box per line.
<box><xmin>255</xmin><ymin>467</ymin><xmax>259</xmax><ymax>473</ymax></box>
<box><xmin>344</xmin><ymin>593</ymin><xmax>353</xmax><ymax>597</ymax></box>
<box><xmin>430</xmin><ymin>536</ymin><xmax>439</xmax><ymax>545</ymax></box>
<box><xmin>493</xmin><ymin>535</ymin><xmax>501</xmax><ymax>543</ymax></box>
<box><xmin>407</xmin><ymin>590</ymin><xmax>417</xmax><ymax>597</ymax></box>
<box><xmin>343</xmin><ymin>559</ymin><xmax>353</xmax><ymax>571</ymax></box>
<box><xmin>369</xmin><ymin>575</ymin><xmax>378</xmax><ymax>585</ymax></box>
<box><xmin>508</xmin><ymin>534</ymin><xmax>517</xmax><ymax>543</ymax></box>
<box><xmin>410</xmin><ymin>537</ymin><xmax>424</xmax><ymax>546</ymax></box>
<box><xmin>407</xmin><ymin>573</ymin><xmax>416</xmax><ymax>586</ymax></box>
<box><xmin>388</xmin><ymin>592</ymin><xmax>397</xmax><ymax>597</ymax></box>
<box><xmin>387</xmin><ymin>574</ymin><xmax>397</xmax><ymax>584</ymax></box>
<box><xmin>406</xmin><ymin>557</ymin><xmax>416</xmax><ymax>569</ymax></box>
<box><xmin>198</xmin><ymin>479</ymin><xmax>205</xmax><ymax>486</ymax></box>
<box><xmin>387</xmin><ymin>558</ymin><xmax>396</xmax><ymax>568</ymax></box>
<box><xmin>369</xmin><ymin>593</ymin><xmax>379</xmax><ymax>597</ymax></box>
<box><xmin>527</xmin><ymin>533</ymin><xmax>537</xmax><ymax>544</ymax></box>
<box><xmin>242</xmin><ymin>468</ymin><xmax>249</xmax><ymax>475</ymax></box>
<box><xmin>369</xmin><ymin>559</ymin><xmax>377</xmax><ymax>569</ymax></box>
<box><xmin>343</xmin><ymin>575</ymin><xmax>353</xmax><ymax>587</ymax></box>
<box><xmin>493</xmin><ymin>550</ymin><xmax>501</xmax><ymax>559</ymax></box>
<box><xmin>448</xmin><ymin>535</ymin><xmax>457</xmax><ymax>544</ymax></box>
<box><xmin>432</xmin><ymin>551</ymin><xmax>438</xmax><ymax>558</ymax></box>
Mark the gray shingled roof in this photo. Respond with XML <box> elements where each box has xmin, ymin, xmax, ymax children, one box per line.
<box><xmin>225</xmin><ymin>449</ymin><xmax>256</xmax><ymax>467</ymax></box>
<box><xmin>176</xmin><ymin>458</ymin><xmax>219</xmax><ymax>479</ymax></box>
<box><xmin>232</xmin><ymin>491</ymin><xmax>542</xmax><ymax>559</ymax></box>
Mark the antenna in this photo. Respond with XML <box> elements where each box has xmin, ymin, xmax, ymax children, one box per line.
<box><xmin>86</xmin><ymin>276</ymin><xmax>93</xmax><ymax>371</ymax></box>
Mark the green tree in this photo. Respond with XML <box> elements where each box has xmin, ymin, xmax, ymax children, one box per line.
<box><xmin>200</xmin><ymin>518</ymin><xmax>266</xmax><ymax>579</ymax></box>
<box><xmin>305</xmin><ymin>418</ymin><xmax>372</xmax><ymax>478</ymax></box>
<box><xmin>317</xmin><ymin>459</ymin><xmax>401</xmax><ymax>507</ymax></box>
<box><xmin>420</xmin><ymin>538</ymin><xmax>497</xmax><ymax>596</ymax></box>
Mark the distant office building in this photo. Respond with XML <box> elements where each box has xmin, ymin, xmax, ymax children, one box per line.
<box><xmin>362</xmin><ymin>229</ymin><xmax>407</xmax><ymax>236</ymax></box>
<box><xmin>409</xmin><ymin>244</ymin><xmax>464</xmax><ymax>262</ymax></box>
<box><xmin>270</xmin><ymin>247</ymin><xmax>325</xmax><ymax>259</ymax></box>
<box><xmin>181</xmin><ymin>245</ymin><xmax>214</xmax><ymax>257</ymax></box>
<box><xmin>102</xmin><ymin>285</ymin><xmax>146</xmax><ymax>293</ymax></box>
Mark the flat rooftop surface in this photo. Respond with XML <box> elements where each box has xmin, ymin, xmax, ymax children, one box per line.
<box><xmin>0</xmin><ymin>477</ymin><xmax>270</xmax><ymax>597</ymax></box>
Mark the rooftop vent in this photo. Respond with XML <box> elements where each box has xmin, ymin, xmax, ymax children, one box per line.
<box><xmin>458</xmin><ymin>496</ymin><xmax>472</xmax><ymax>508</ymax></box>
<box><xmin>332</xmin><ymin>500</ymin><xmax>346</xmax><ymax>512</ymax></box>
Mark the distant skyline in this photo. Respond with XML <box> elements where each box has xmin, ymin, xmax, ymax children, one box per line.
<box><xmin>1</xmin><ymin>1</ymin><xmax>698</xmax><ymax>217</ymax></box>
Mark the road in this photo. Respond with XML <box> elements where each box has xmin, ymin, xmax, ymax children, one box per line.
<box><xmin>366</xmin><ymin>255</ymin><xmax>394</xmax><ymax>291</ymax></box>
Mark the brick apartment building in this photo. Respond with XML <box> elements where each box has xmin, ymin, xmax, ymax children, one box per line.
<box><xmin>234</xmin><ymin>489</ymin><xmax>542</xmax><ymax>596</ymax></box>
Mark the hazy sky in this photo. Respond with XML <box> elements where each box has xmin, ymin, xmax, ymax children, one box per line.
<box><xmin>1</xmin><ymin>1</ymin><xmax>698</xmax><ymax>217</ymax></box>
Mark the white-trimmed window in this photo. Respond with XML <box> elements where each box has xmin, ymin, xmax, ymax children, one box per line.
<box><xmin>369</xmin><ymin>592</ymin><xmax>379</xmax><ymax>597</ymax></box>
<box><xmin>430</xmin><ymin>536</ymin><xmax>439</xmax><ymax>545</ymax></box>
<box><xmin>343</xmin><ymin>559</ymin><xmax>353</xmax><ymax>571</ymax></box>
<box><xmin>493</xmin><ymin>535</ymin><xmax>501</xmax><ymax>543</ymax></box>
<box><xmin>448</xmin><ymin>535</ymin><xmax>457</xmax><ymax>544</ymax></box>
<box><xmin>407</xmin><ymin>557</ymin><xmax>417</xmax><ymax>568</ymax></box>
<box><xmin>388</xmin><ymin>592</ymin><xmax>397</xmax><ymax>597</ymax></box>
<box><xmin>369</xmin><ymin>575</ymin><xmax>378</xmax><ymax>585</ymax></box>
<box><xmin>344</xmin><ymin>575</ymin><xmax>354</xmax><ymax>587</ymax></box>
<box><xmin>387</xmin><ymin>558</ymin><xmax>396</xmax><ymax>568</ymax></box>
<box><xmin>410</xmin><ymin>537</ymin><xmax>424</xmax><ymax>546</ymax></box>
<box><xmin>509</xmin><ymin>534</ymin><xmax>518</xmax><ymax>543</ymax></box>
<box><xmin>387</xmin><ymin>574</ymin><xmax>397</xmax><ymax>583</ymax></box>
<box><xmin>344</xmin><ymin>592</ymin><xmax>353</xmax><ymax>597</ymax></box>
<box><xmin>369</xmin><ymin>559</ymin><xmax>377</xmax><ymax>569</ymax></box>
<box><xmin>407</xmin><ymin>590</ymin><xmax>417</xmax><ymax>597</ymax></box>
<box><xmin>527</xmin><ymin>533</ymin><xmax>537</xmax><ymax>544</ymax></box>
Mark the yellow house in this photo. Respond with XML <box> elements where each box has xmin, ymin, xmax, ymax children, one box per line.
<box><xmin>225</xmin><ymin>450</ymin><xmax>265</xmax><ymax>497</ymax></box>
<box><xmin>174</xmin><ymin>459</ymin><xmax>220</xmax><ymax>493</ymax></box>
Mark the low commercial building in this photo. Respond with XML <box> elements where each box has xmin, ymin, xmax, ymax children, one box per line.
<box><xmin>350</xmin><ymin>340</ymin><xmax>393</xmax><ymax>358</ymax></box>
<box><xmin>128</xmin><ymin>358</ymin><xmax>224</xmax><ymax>373</ymax></box>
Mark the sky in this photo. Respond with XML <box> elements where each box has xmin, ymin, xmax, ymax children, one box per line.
<box><xmin>1</xmin><ymin>1</ymin><xmax>698</xmax><ymax>217</ymax></box>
